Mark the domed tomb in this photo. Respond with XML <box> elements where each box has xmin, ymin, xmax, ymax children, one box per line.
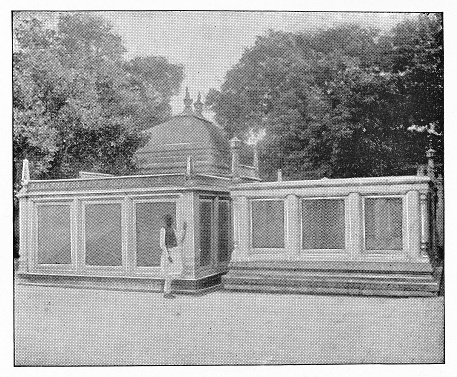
<box><xmin>135</xmin><ymin>90</ymin><xmax>232</xmax><ymax>177</ymax></box>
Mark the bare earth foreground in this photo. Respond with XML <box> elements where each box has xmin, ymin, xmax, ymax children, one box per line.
<box><xmin>14</xmin><ymin>284</ymin><xmax>443</xmax><ymax>365</ymax></box>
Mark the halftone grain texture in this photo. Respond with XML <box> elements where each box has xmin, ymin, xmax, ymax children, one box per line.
<box><xmin>14</xmin><ymin>286</ymin><xmax>444</xmax><ymax>365</ymax></box>
<box><xmin>14</xmin><ymin>11</ymin><xmax>443</xmax><ymax>368</ymax></box>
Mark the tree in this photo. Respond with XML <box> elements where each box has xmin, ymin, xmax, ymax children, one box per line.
<box><xmin>386</xmin><ymin>14</ymin><xmax>443</xmax><ymax>173</ymax></box>
<box><xmin>207</xmin><ymin>15</ymin><xmax>443</xmax><ymax>180</ymax></box>
<box><xmin>13</xmin><ymin>13</ymin><xmax>184</xmax><ymax>181</ymax></box>
<box><xmin>122</xmin><ymin>56</ymin><xmax>184</xmax><ymax>130</ymax></box>
<box><xmin>13</xmin><ymin>12</ymin><xmax>185</xmax><ymax>257</ymax></box>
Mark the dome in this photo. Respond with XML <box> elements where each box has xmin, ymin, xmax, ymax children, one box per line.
<box><xmin>135</xmin><ymin>90</ymin><xmax>231</xmax><ymax>177</ymax></box>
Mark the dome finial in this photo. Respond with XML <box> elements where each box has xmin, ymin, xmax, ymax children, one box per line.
<box><xmin>194</xmin><ymin>92</ymin><xmax>204</xmax><ymax>117</ymax></box>
<box><xmin>183</xmin><ymin>87</ymin><xmax>193</xmax><ymax>114</ymax></box>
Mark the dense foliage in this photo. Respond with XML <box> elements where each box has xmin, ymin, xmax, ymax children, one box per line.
<box><xmin>207</xmin><ymin>14</ymin><xmax>443</xmax><ymax>180</ymax></box>
<box><xmin>13</xmin><ymin>13</ymin><xmax>184</xmax><ymax>258</ymax></box>
<box><xmin>13</xmin><ymin>13</ymin><xmax>184</xmax><ymax>186</ymax></box>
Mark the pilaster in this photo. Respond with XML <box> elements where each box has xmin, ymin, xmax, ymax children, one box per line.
<box><xmin>347</xmin><ymin>193</ymin><xmax>363</xmax><ymax>259</ymax></box>
<box><xmin>123</xmin><ymin>196</ymin><xmax>134</xmax><ymax>272</ymax></box>
<box><xmin>18</xmin><ymin>197</ymin><xmax>28</xmax><ymax>273</ymax></box>
<box><xmin>71</xmin><ymin>198</ymin><xmax>79</xmax><ymax>270</ymax></box>
<box><xmin>286</xmin><ymin>194</ymin><xmax>300</xmax><ymax>256</ymax></box>
<box><xmin>419</xmin><ymin>192</ymin><xmax>430</xmax><ymax>258</ymax></box>
<box><xmin>181</xmin><ymin>191</ymin><xmax>196</xmax><ymax>278</ymax></box>
<box><xmin>231</xmin><ymin>195</ymin><xmax>249</xmax><ymax>261</ymax></box>
<box><xmin>405</xmin><ymin>190</ymin><xmax>421</xmax><ymax>261</ymax></box>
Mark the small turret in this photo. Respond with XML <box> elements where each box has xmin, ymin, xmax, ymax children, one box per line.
<box><xmin>194</xmin><ymin>92</ymin><xmax>204</xmax><ymax>117</ymax></box>
<box><xmin>183</xmin><ymin>87</ymin><xmax>193</xmax><ymax>115</ymax></box>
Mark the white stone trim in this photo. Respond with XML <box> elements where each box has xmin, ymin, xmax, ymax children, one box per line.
<box><xmin>405</xmin><ymin>190</ymin><xmax>422</xmax><ymax>261</ymax></box>
<box><xmin>231</xmin><ymin>175</ymin><xmax>431</xmax><ymax>190</ymax></box>
<box><xmin>23</xmin><ymin>185</ymin><xmax>229</xmax><ymax>198</ymax></box>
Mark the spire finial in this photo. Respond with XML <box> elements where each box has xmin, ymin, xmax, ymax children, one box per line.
<box><xmin>194</xmin><ymin>92</ymin><xmax>204</xmax><ymax>117</ymax></box>
<box><xmin>185</xmin><ymin>156</ymin><xmax>195</xmax><ymax>179</ymax></box>
<box><xmin>21</xmin><ymin>159</ymin><xmax>30</xmax><ymax>185</ymax></box>
<box><xmin>183</xmin><ymin>87</ymin><xmax>193</xmax><ymax>114</ymax></box>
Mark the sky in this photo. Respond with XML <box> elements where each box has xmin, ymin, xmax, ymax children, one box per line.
<box><xmin>99</xmin><ymin>11</ymin><xmax>416</xmax><ymax>116</ymax></box>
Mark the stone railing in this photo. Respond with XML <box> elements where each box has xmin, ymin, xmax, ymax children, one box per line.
<box><xmin>230</xmin><ymin>175</ymin><xmax>434</xmax><ymax>265</ymax></box>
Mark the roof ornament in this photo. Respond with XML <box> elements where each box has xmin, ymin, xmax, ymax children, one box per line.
<box><xmin>21</xmin><ymin>159</ymin><xmax>30</xmax><ymax>186</ymax></box>
<box><xmin>194</xmin><ymin>92</ymin><xmax>204</xmax><ymax>118</ymax></box>
<box><xmin>185</xmin><ymin>155</ymin><xmax>195</xmax><ymax>179</ymax></box>
<box><xmin>183</xmin><ymin>87</ymin><xmax>193</xmax><ymax>115</ymax></box>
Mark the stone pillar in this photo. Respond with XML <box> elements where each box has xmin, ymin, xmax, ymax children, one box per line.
<box><xmin>426</xmin><ymin>148</ymin><xmax>436</xmax><ymax>180</ymax></box>
<box><xmin>286</xmin><ymin>194</ymin><xmax>300</xmax><ymax>257</ymax></box>
<box><xmin>75</xmin><ymin>198</ymin><xmax>85</xmax><ymax>273</ymax></box>
<box><xmin>230</xmin><ymin>137</ymin><xmax>242</xmax><ymax>181</ymax></box>
<box><xmin>419</xmin><ymin>192</ymin><xmax>430</xmax><ymax>258</ymax></box>
<box><xmin>212</xmin><ymin>196</ymin><xmax>220</xmax><ymax>268</ymax></box>
<box><xmin>405</xmin><ymin>191</ymin><xmax>421</xmax><ymax>261</ymax></box>
<box><xmin>71</xmin><ymin>198</ymin><xmax>79</xmax><ymax>270</ymax></box>
<box><xmin>347</xmin><ymin>193</ymin><xmax>363</xmax><ymax>259</ymax></box>
<box><xmin>181</xmin><ymin>191</ymin><xmax>196</xmax><ymax>278</ymax></box>
<box><xmin>277</xmin><ymin>169</ymin><xmax>283</xmax><ymax>182</ymax></box>
<box><xmin>231</xmin><ymin>196</ymin><xmax>240</xmax><ymax>258</ymax></box>
<box><xmin>18</xmin><ymin>196</ymin><xmax>28</xmax><ymax>273</ymax></box>
<box><xmin>231</xmin><ymin>196</ymin><xmax>249</xmax><ymax>261</ymax></box>
<box><xmin>435</xmin><ymin>175</ymin><xmax>444</xmax><ymax>254</ymax></box>
<box><xmin>123</xmin><ymin>196</ymin><xmax>133</xmax><ymax>272</ymax></box>
<box><xmin>21</xmin><ymin>159</ymin><xmax>30</xmax><ymax>185</ymax></box>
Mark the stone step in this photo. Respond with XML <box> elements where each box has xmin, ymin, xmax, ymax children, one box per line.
<box><xmin>222</xmin><ymin>274</ymin><xmax>439</xmax><ymax>292</ymax></box>
<box><xmin>225</xmin><ymin>269</ymin><xmax>436</xmax><ymax>283</ymax></box>
<box><xmin>229</xmin><ymin>260</ymin><xmax>434</xmax><ymax>274</ymax></box>
<box><xmin>227</xmin><ymin>270</ymin><xmax>437</xmax><ymax>284</ymax></box>
<box><xmin>15</xmin><ymin>273</ymin><xmax>223</xmax><ymax>295</ymax></box>
<box><xmin>222</xmin><ymin>283</ymin><xmax>437</xmax><ymax>297</ymax></box>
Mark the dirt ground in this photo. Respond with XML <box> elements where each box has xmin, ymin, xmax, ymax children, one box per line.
<box><xmin>14</xmin><ymin>284</ymin><xmax>444</xmax><ymax>365</ymax></box>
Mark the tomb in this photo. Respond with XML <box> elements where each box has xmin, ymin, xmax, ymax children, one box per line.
<box><xmin>16</xmin><ymin>90</ymin><xmax>259</xmax><ymax>293</ymax></box>
<box><xmin>16</xmin><ymin>90</ymin><xmax>442</xmax><ymax>296</ymax></box>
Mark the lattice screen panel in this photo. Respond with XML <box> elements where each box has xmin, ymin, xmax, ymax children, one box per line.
<box><xmin>302</xmin><ymin>199</ymin><xmax>345</xmax><ymax>250</ymax></box>
<box><xmin>365</xmin><ymin>198</ymin><xmax>403</xmax><ymax>251</ymax></box>
<box><xmin>251</xmin><ymin>200</ymin><xmax>285</xmax><ymax>249</ymax></box>
<box><xmin>37</xmin><ymin>205</ymin><xmax>72</xmax><ymax>264</ymax></box>
<box><xmin>85</xmin><ymin>203</ymin><xmax>122</xmax><ymax>266</ymax></box>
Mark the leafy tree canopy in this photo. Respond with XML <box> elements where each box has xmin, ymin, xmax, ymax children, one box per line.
<box><xmin>13</xmin><ymin>12</ymin><xmax>184</xmax><ymax>189</ymax></box>
<box><xmin>207</xmin><ymin>14</ymin><xmax>443</xmax><ymax>180</ymax></box>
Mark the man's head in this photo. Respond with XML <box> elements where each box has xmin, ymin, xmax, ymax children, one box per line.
<box><xmin>164</xmin><ymin>214</ymin><xmax>174</xmax><ymax>227</ymax></box>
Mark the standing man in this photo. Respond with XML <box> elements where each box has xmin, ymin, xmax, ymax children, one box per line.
<box><xmin>160</xmin><ymin>214</ymin><xmax>186</xmax><ymax>298</ymax></box>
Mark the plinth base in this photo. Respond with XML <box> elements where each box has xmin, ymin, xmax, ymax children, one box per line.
<box><xmin>15</xmin><ymin>272</ymin><xmax>223</xmax><ymax>295</ymax></box>
<box><xmin>223</xmin><ymin>260</ymin><xmax>441</xmax><ymax>297</ymax></box>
